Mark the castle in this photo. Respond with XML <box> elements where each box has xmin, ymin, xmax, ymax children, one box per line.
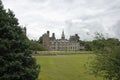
<box><xmin>42</xmin><ymin>31</ymin><xmax>84</xmax><ymax>51</ymax></box>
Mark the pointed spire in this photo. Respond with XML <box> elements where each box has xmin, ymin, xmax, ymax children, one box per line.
<box><xmin>61</xmin><ymin>30</ymin><xmax>65</xmax><ymax>39</ymax></box>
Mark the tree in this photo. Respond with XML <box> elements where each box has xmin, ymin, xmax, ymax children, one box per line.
<box><xmin>92</xmin><ymin>46</ymin><xmax>120</xmax><ymax>80</ymax></box>
<box><xmin>91</xmin><ymin>33</ymin><xmax>120</xmax><ymax>80</ymax></box>
<box><xmin>38</xmin><ymin>36</ymin><xmax>43</xmax><ymax>44</ymax></box>
<box><xmin>84</xmin><ymin>41</ymin><xmax>93</xmax><ymax>51</ymax></box>
<box><xmin>0</xmin><ymin>0</ymin><xmax>40</xmax><ymax>80</ymax></box>
<box><xmin>28</xmin><ymin>40</ymin><xmax>45</xmax><ymax>51</ymax></box>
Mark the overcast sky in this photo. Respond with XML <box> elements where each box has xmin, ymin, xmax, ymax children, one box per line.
<box><xmin>2</xmin><ymin>0</ymin><xmax>120</xmax><ymax>40</ymax></box>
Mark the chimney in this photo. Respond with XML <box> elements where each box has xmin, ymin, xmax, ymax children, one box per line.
<box><xmin>52</xmin><ymin>33</ymin><xmax>55</xmax><ymax>39</ymax></box>
<box><xmin>47</xmin><ymin>31</ymin><xmax>49</xmax><ymax>37</ymax></box>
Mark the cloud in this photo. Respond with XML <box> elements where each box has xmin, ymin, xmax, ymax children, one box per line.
<box><xmin>112</xmin><ymin>21</ymin><xmax>120</xmax><ymax>39</ymax></box>
<box><xmin>2</xmin><ymin>0</ymin><xmax>120</xmax><ymax>40</ymax></box>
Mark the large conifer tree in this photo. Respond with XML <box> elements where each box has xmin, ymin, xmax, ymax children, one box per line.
<box><xmin>0</xmin><ymin>0</ymin><xmax>40</xmax><ymax>80</ymax></box>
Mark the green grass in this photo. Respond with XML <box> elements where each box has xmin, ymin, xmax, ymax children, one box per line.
<box><xmin>35</xmin><ymin>54</ymin><xmax>102</xmax><ymax>80</ymax></box>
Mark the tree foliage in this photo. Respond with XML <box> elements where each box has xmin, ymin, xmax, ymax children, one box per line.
<box><xmin>28</xmin><ymin>40</ymin><xmax>45</xmax><ymax>51</ymax></box>
<box><xmin>91</xmin><ymin>33</ymin><xmax>120</xmax><ymax>80</ymax></box>
<box><xmin>0</xmin><ymin>0</ymin><xmax>40</xmax><ymax>80</ymax></box>
<box><xmin>38</xmin><ymin>36</ymin><xmax>43</xmax><ymax>44</ymax></box>
<box><xmin>84</xmin><ymin>41</ymin><xmax>93</xmax><ymax>51</ymax></box>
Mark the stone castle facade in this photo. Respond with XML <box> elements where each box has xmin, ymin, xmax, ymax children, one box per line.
<box><xmin>42</xmin><ymin>31</ymin><xmax>84</xmax><ymax>51</ymax></box>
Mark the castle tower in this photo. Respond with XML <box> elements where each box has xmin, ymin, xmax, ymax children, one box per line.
<box><xmin>52</xmin><ymin>33</ymin><xmax>55</xmax><ymax>40</ymax></box>
<box><xmin>61</xmin><ymin>30</ymin><xmax>65</xmax><ymax>39</ymax></box>
<box><xmin>42</xmin><ymin>31</ymin><xmax>50</xmax><ymax>50</ymax></box>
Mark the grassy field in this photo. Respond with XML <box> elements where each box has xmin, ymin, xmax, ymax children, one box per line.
<box><xmin>35</xmin><ymin>53</ymin><xmax>102</xmax><ymax>80</ymax></box>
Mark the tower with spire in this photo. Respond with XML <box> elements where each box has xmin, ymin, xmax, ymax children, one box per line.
<box><xmin>61</xmin><ymin>30</ymin><xmax>65</xmax><ymax>39</ymax></box>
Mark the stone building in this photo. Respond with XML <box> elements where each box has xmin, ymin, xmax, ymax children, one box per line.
<box><xmin>42</xmin><ymin>31</ymin><xmax>84</xmax><ymax>51</ymax></box>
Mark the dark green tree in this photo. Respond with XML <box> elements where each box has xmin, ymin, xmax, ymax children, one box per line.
<box><xmin>0</xmin><ymin>0</ymin><xmax>40</xmax><ymax>80</ymax></box>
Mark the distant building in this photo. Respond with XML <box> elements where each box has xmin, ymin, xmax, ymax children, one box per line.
<box><xmin>42</xmin><ymin>30</ymin><xmax>84</xmax><ymax>51</ymax></box>
<box><xmin>21</xmin><ymin>27</ymin><xmax>27</xmax><ymax>36</ymax></box>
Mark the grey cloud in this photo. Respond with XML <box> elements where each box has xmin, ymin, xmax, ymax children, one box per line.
<box><xmin>2</xmin><ymin>0</ymin><xmax>120</xmax><ymax>40</ymax></box>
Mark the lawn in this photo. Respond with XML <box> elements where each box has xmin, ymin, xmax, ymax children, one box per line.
<box><xmin>35</xmin><ymin>53</ymin><xmax>102</xmax><ymax>80</ymax></box>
